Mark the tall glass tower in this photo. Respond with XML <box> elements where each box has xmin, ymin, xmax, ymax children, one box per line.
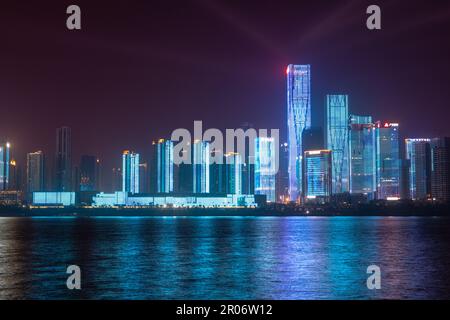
<box><xmin>192</xmin><ymin>140</ymin><xmax>210</xmax><ymax>193</ymax></box>
<box><xmin>0</xmin><ymin>142</ymin><xmax>11</xmax><ymax>191</ymax></box>
<box><xmin>326</xmin><ymin>94</ymin><xmax>350</xmax><ymax>194</ymax></box>
<box><xmin>152</xmin><ymin>139</ymin><xmax>174</xmax><ymax>193</ymax></box>
<box><xmin>375</xmin><ymin>122</ymin><xmax>400</xmax><ymax>200</ymax></box>
<box><xmin>287</xmin><ymin>64</ymin><xmax>311</xmax><ymax>202</ymax></box>
<box><xmin>303</xmin><ymin>150</ymin><xmax>332</xmax><ymax>203</ymax></box>
<box><xmin>405</xmin><ymin>138</ymin><xmax>431</xmax><ymax>200</ymax></box>
<box><xmin>430</xmin><ymin>137</ymin><xmax>450</xmax><ymax>202</ymax></box>
<box><xmin>255</xmin><ymin>137</ymin><xmax>276</xmax><ymax>202</ymax></box>
<box><xmin>55</xmin><ymin>126</ymin><xmax>72</xmax><ymax>191</ymax></box>
<box><xmin>349</xmin><ymin>115</ymin><xmax>376</xmax><ymax>197</ymax></box>
<box><xmin>122</xmin><ymin>151</ymin><xmax>140</xmax><ymax>194</ymax></box>
<box><xmin>225</xmin><ymin>152</ymin><xmax>242</xmax><ymax>195</ymax></box>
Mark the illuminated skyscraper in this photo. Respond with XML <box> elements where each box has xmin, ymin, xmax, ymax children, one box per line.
<box><xmin>27</xmin><ymin>151</ymin><xmax>45</xmax><ymax>193</ymax></box>
<box><xmin>405</xmin><ymin>139</ymin><xmax>431</xmax><ymax>200</ymax></box>
<box><xmin>122</xmin><ymin>151</ymin><xmax>140</xmax><ymax>194</ymax></box>
<box><xmin>375</xmin><ymin>122</ymin><xmax>400</xmax><ymax>200</ymax></box>
<box><xmin>139</xmin><ymin>162</ymin><xmax>149</xmax><ymax>193</ymax></box>
<box><xmin>210</xmin><ymin>150</ymin><xmax>226</xmax><ymax>194</ymax></box>
<box><xmin>287</xmin><ymin>64</ymin><xmax>311</xmax><ymax>201</ymax></box>
<box><xmin>255</xmin><ymin>137</ymin><xmax>277</xmax><ymax>202</ymax></box>
<box><xmin>349</xmin><ymin>115</ymin><xmax>376</xmax><ymax>197</ymax></box>
<box><xmin>192</xmin><ymin>140</ymin><xmax>210</xmax><ymax>193</ymax></box>
<box><xmin>225</xmin><ymin>152</ymin><xmax>242</xmax><ymax>195</ymax></box>
<box><xmin>276</xmin><ymin>142</ymin><xmax>289</xmax><ymax>203</ymax></box>
<box><xmin>0</xmin><ymin>142</ymin><xmax>11</xmax><ymax>191</ymax></box>
<box><xmin>430</xmin><ymin>137</ymin><xmax>450</xmax><ymax>202</ymax></box>
<box><xmin>152</xmin><ymin>139</ymin><xmax>174</xmax><ymax>193</ymax></box>
<box><xmin>55</xmin><ymin>126</ymin><xmax>72</xmax><ymax>191</ymax></box>
<box><xmin>303</xmin><ymin>150</ymin><xmax>332</xmax><ymax>202</ymax></box>
<box><xmin>326</xmin><ymin>94</ymin><xmax>350</xmax><ymax>194</ymax></box>
<box><xmin>241</xmin><ymin>122</ymin><xmax>255</xmax><ymax>195</ymax></box>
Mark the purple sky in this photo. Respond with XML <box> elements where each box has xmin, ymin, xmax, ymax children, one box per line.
<box><xmin>1</xmin><ymin>0</ymin><xmax>450</xmax><ymax>186</ymax></box>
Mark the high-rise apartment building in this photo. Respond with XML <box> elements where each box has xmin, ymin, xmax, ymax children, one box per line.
<box><xmin>0</xmin><ymin>142</ymin><xmax>11</xmax><ymax>191</ymax></box>
<box><xmin>225</xmin><ymin>152</ymin><xmax>243</xmax><ymax>195</ymax></box>
<box><xmin>430</xmin><ymin>137</ymin><xmax>450</xmax><ymax>202</ymax></box>
<box><xmin>192</xmin><ymin>140</ymin><xmax>210</xmax><ymax>193</ymax></box>
<box><xmin>122</xmin><ymin>151</ymin><xmax>140</xmax><ymax>194</ymax></box>
<box><xmin>55</xmin><ymin>126</ymin><xmax>72</xmax><ymax>191</ymax></box>
<box><xmin>27</xmin><ymin>151</ymin><xmax>45</xmax><ymax>193</ymax></box>
<box><xmin>152</xmin><ymin>139</ymin><xmax>174</xmax><ymax>193</ymax></box>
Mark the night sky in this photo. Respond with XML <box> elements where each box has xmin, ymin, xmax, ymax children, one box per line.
<box><xmin>1</xmin><ymin>0</ymin><xmax>450</xmax><ymax>186</ymax></box>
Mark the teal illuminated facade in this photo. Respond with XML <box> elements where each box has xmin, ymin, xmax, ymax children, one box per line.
<box><xmin>0</xmin><ymin>142</ymin><xmax>11</xmax><ymax>191</ymax></box>
<box><xmin>152</xmin><ymin>139</ymin><xmax>174</xmax><ymax>193</ymax></box>
<box><xmin>255</xmin><ymin>137</ymin><xmax>276</xmax><ymax>202</ymax></box>
<box><xmin>375</xmin><ymin>122</ymin><xmax>400</xmax><ymax>200</ymax></box>
<box><xmin>192</xmin><ymin>140</ymin><xmax>210</xmax><ymax>193</ymax></box>
<box><xmin>303</xmin><ymin>150</ymin><xmax>332</xmax><ymax>202</ymax></box>
<box><xmin>326</xmin><ymin>94</ymin><xmax>349</xmax><ymax>194</ymax></box>
<box><xmin>349</xmin><ymin>115</ymin><xmax>376</xmax><ymax>197</ymax></box>
<box><xmin>287</xmin><ymin>64</ymin><xmax>311</xmax><ymax>202</ymax></box>
<box><xmin>225</xmin><ymin>152</ymin><xmax>242</xmax><ymax>195</ymax></box>
<box><xmin>122</xmin><ymin>151</ymin><xmax>140</xmax><ymax>194</ymax></box>
<box><xmin>405</xmin><ymin>138</ymin><xmax>431</xmax><ymax>200</ymax></box>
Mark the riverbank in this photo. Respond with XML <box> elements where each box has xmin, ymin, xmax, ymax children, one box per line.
<box><xmin>1</xmin><ymin>202</ymin><xmax>449</xmax><ymax>217</ymax></box>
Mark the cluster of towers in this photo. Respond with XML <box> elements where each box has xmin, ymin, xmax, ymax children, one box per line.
<box><xmin>120</xmin><ymin>137</ymin><xmax>277</xmax><ymax>202</ymax></box>
<box><xmin>286</xmin><ymin>64</ymin><xmax>450</xmax><ymax>204</ymax></box>
<box><xmin>2</xmin><ymin>65</ymin><xmax>450</xmax><ymax>206</ymax></box>
<box><xmin>0</xmin><ymin>127</ymin><xmax>102</xmax><ymax>202</ymax></box>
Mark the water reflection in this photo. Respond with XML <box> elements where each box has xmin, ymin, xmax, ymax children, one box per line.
<box><xmin>0</xmin><ymin>216</ymin><xmax>449</xmax><ymax>299</ymax></box>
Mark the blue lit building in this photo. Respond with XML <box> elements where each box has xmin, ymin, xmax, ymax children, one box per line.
<box><xmin>225</xmin><ymin>152</ymin><xmax>243</xmax><ymax>195</ymax></box>
<box><xmin>255</xmin><ymin>137</ymin><xmax>276</xmax><ymax>202</ymax></box>
<box><xmin>192</xmin><ymin>140</ymin><xmax>210</xmax><ymax>193</ymax></box>
<box><xmin>276</xmin><ymin>142</ymin><xmax>289</xmax><ymax>203</ymax></box>
<box><xmin>33</xmin><ymin>192</ymin><xmax>76</xmax><ymax>206</ymax></box>
<box><xmin>430</xmin><ymin>137</ymin><xmax>450</xmax><ymax>202</ymax></box>
<box><xmin>287</xmin><ymin>64</ymin><xmax>311</xmax><ymax>202</ymax></box>
<box><xmin>349</xmin><ymin>115</ymin><xmax>376</xmax><ymax>197</ymax></box>
<box><xmin>375</xmin><ymin>122</ymin><xmax>401</xmax><ymax>200</ymax></box>
<box><xmin>122</xmin><ymin>151</ymin><xmax>140</xmax><ymax>194</ymax></box>
<box><xmin>0</xmin><ymin>142</ymin><xmax>11</xmax><ymax>191</ymax></box>
<box><xmin>405</xmin><ymin>138</ymin><xmax>431</xmax><ymax>200</ymax></box>
<box><xmin>303</xmin><ymin>150</ymin><xmax>332</xmax><ymax>203</ymax></box>
<box><xmin>152</xmin><ymin>139</ymin><xmax>174</xmax><ymax>193</ymax></box>
<box><xmin>326</xmin><ymin>94</ymin><xmax>350</xmax><ymax>194</ymax></box>
<box><xmin>92</xmin><ymin>192</ymin><xmax>263</xmax><ymax>208</ymax></box>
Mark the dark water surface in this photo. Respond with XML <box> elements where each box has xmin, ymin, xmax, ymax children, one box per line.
<box><xmin>0</xmin><ymin>216</ymin><xmax>449</xmax><ymax>300</ymax></box>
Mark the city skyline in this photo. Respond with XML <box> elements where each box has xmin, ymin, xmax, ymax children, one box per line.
<box><xmin>1</xmin><ymin>61</ymin><xmax>450</xmax><ymax>204</ymax></box>
<box><xmin>2</xmin><ymin>1</ymin><xmax>450</xmax><ymax>182</ymax></box>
